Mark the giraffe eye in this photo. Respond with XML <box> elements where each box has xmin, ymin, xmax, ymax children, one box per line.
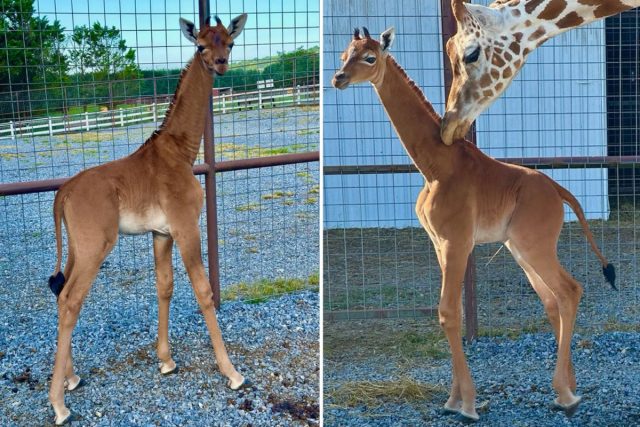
<box><xmin>463</xmin><ymin>46</ymin><xmax>481</xmax><ymax>64</ymax></box>
<box><xmin>364</xmin><ymin>56</ymin><xmax>376</xmax><ymax>64</ymax></box>
<box><xmin>197</xmin><ymin>45</ymin><xmax>205</xmax><ymax>53</ymax></box>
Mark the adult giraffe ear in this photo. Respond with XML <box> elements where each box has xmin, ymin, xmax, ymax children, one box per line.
<box><xmin>380</xmin><ymin>27</ymin><xmax>395</xmax><ymax>52</ymax></box>
<box><xmin>463</xmin><ymin>3</ymin><xmax>504</xmax><ymax>30</ymax></box>
<box><xmin>179</xmin><ymin>17</ymin><xmax>197</xmax><ymax>44</ymax></box>
<box><xmin>228</xmin><ymin>13</ymin><xmax>248</xmax><ymax>40</ymax></box>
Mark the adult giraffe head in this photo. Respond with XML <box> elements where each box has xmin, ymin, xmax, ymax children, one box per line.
<box><xmin>179</xmin><ymin>13</ymin><xmax>248</xmax><ymax>76</ymax></box>
<box><xmin>440</xmin><ymin>0</ymin><xmax>637</xmax><ymax>145</ymax></box>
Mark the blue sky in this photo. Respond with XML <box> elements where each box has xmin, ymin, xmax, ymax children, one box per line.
<box><xmin>35</xmin><ymin>0</ymin><xmax>320</xmax><ymax>69</ymax></box>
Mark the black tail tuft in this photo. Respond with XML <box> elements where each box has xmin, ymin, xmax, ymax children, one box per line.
<box><xmin>48</xmin><ymin>271</ymin><xmax>66</xmax><ymax>297</ymax></box>
<box><xmin>602</xmin><ymin>263</ymin><xmax>616</xmax><ymax>290</ymax></box>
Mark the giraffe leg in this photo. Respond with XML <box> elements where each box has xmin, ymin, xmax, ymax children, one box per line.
<box><xmin>509</xmin><ymin>240</ymin><xmax>582</xmax><ymax>414</ymax></box>
<box><xmin>506</xmin><ymin>240</ymin><xmax>576</xmax><ymax>392</ymax></box>
<box><xmin>153</xmin><ymin>234</ymin><xmax>177</xmax><ymax>375</ymax></box>
<box><xmin>438</xmin><ymin>241</ymin><xmax>478</xmax><ymax>421</ymax></box>
<box><xmin>50</xmin><ymin>253</ymin><xmax>112</xmax><ymax>425</ymax></box>
<box><xmin>173</xmin><ymin>222</ymin><xmax>245</xmax><ymax>389</ymax></box>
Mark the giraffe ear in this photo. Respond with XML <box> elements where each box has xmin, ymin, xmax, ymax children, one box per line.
<box><xmin>380</xmin><ymin>27</ymin><xmax>395</xmax><ymax>52</ymax></box>
<box><xmin>228</xmin><ymin>13</ymin><xmax>248</xmax><ymax>40</ymax></box>
<box><xmin>463</xmin><ymin>3</ymin><xmax>504</xmax><ymax>29</ymax></box>
<box><xmin>179</xmin><ymin>18</ymin><xmax>198</xmax><ymax>44</ymax></box>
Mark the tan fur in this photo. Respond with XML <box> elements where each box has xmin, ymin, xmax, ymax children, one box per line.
<box><xmin>48</xmin><ymin>16</ymin><xmax>247</xmax><ymax>425</ymax></box>
<box><xmin>333</xmin><ymin>31</ymin><xmax>612</xmax><ymax>421</ymax></box>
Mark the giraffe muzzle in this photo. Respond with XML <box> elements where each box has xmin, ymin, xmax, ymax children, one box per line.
<box><xmin>332</xmin><ymin>72</ymin><xmax>350</xmax><ymax>90</ymax></box>
<box><xmin>440</xmin><ymin>112</ymin><xmax>470</xmax><ymax>146</ymax></box>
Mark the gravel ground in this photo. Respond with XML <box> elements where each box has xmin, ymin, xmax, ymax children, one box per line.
<box><xmin>324</xmin><ymin>319</ymin><xmax>640</xmax><ymax>426</ymax></box>
<box><xmin>0</xmin><ymin>106</ymin><xmax>319</xmax><ymax>425</ymax></box>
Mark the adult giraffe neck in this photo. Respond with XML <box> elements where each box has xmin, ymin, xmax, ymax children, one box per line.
<box><xmin>372</xmin><ymin>55</ymin><xmax>453</xmax><ymax>182</ymax></box>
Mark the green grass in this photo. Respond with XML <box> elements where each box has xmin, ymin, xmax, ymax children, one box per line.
<box><xmin>261</xmin><ymin>190</ymin><xmax>295</xmax><ymax>200</ymax></box>
<box><xmin>235</xmin><ymin>202</ymin><xmax>262</xmax><ymax>212</ymax></box>
<box><xmin>221</xmin><ymin>273</ymin><xmax>319</xmax><ymax>303</ymax></box>
<box><xmin>67</xmin><ymin>104</ymin><xmax>102</xmax><ymax>115</ymax></box>
<box><xmin>297</xmin><ymin>128</ymin><xmax>319</xmax><ymax>136</ymax></box>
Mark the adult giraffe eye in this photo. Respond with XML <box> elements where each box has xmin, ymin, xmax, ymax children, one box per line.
<box><xmin>364</xmin><ymin>56</ymin><xmax>376</xmax><ymax>64</ymax></box>
<box><xmin>463</xmin><ymin>46</ymin><xmax>481</xmax><ymax>64</ymax></box>
<box><xmin>197</xmin><ymin>45</ymin><xmax>205</xmax><ymax>53</ymax></box>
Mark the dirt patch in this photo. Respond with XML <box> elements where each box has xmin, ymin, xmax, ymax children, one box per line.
<box><xmin>268</xmin><ymin>394</ymin><xmax>319</xmax><ymax>423</ymax></box>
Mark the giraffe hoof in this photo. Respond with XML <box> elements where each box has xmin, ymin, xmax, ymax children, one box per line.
<box><xmin>53</xmin><ymin>411</ymin><xmax>77</xmax><ymax>426</ymax></box>
<box><xmin>443</xmin><ymin>402</ymin><xmax>461</xmax><ymax>415</ymax></box>
<box><xmin>159</xmin><ymin>360</ymin><xmax>177</xmax><ymax>375</ymax></box>
<box><xmin>228</xmin><ymin>377</ymin><xmax>253</xmax><ymax>391</ymax></box>
<box><xmin>65</xmin><ymin>377</ymin><xmax>85</xmax><ymax>391</ymax></box>
<box><xmin>552</xmin><ymin>395</ymin><xmax>582</xmax><ymax>417</ymax></box>
<box><xmin>454</xmin><ymin>410</ymin><xmax>479</xmax><ymax>423</ymax></box>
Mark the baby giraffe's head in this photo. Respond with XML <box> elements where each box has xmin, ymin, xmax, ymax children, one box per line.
<box><xmin>179</xmin><ymin>14</ymin><xmax>247</xmax><ymax>76</ymax></box>
<box><xmin>332</xmin><ymin>27</ymin><xmax>395</xmax><ymax>90</ymax></box>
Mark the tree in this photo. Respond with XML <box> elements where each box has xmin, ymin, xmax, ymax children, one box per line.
<box><xmin>68</xmin><ymin>22</ymin><xmax>137</xmax><ymax>79</ymax></box>
<box><xmin>0</xmin><ymin>0</ymin><xmax>67</xmax><ymax>119</ymax></box>
<box><xmin>261</xmin><ymin>47</ymin><xmax>319</xmax><ymax>88</ymax></box>
<box><xmin>68</xmin><ymin>22</ymin><xmax>140</xmax><ymax>110</ymax></box>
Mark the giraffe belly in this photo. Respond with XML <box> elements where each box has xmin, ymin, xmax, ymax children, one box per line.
<box><xmin>119</xmin><ymin>208</ymin><xmax>170</xmax><ymax>236</ymax></box>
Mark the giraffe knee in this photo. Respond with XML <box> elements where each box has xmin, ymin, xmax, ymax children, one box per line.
<box><xmin>194</xmin><ymin>285</ymin><xmax>214</xmax><ymax>311</ymax></box>
<box><xmin>157</xmin><ymin>282</ymin><xmax>174</xmax><ymax>300</ymax></box>
<box><xmin>438</xmin><ymin>307</ymin><xmax>459</xmax><ymax>330</ymax></box>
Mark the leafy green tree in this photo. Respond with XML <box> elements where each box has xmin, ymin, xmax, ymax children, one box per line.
<box><xmin>69</xmin><ymin>22</ymin><xmax>137</xmax><ymax>79</ymax></box>
<box><xmin>67</xmin><ymin>22</ymin><xmax>140</xmax><ymax>110</ymax></box>
<box><xmin>0</xmin><ymin>0</ymin><xmax>67</xmax><ymax>119</ymax></box>
<box><xmin>261</xmin><ymin>47</ymin><xmax>319</xmax><ymax>88</ymax></box>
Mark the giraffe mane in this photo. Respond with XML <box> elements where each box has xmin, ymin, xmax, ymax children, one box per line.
<box><xmin>142</xmin><ymin>55</ymin><xmax>196</xmax><ymax>147</ymax></box>
<box><xmin>387</xmin><ymin>55</ymin><xmax>442</xmax><ymax>123</ymax></box>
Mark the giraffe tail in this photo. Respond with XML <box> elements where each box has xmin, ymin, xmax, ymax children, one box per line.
<box><xmin>549</xmin><ymin>179</ymin><xmax>616</xmax><ymax>290</ymax></box>
<box><xmin>49</xmin><ymin>190</ymin><xmax>66</xmax><ymax>298</ymax></box>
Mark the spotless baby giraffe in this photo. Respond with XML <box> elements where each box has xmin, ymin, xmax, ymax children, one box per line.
<box><xmin>47</xmin><ymin>14</ymin><xmax>248</xmax><ymax>425</ymax></box>
<box><xmin>441</xmin><ymin>0</ymin><xmax>640</xmax><ymax>145</ymax></box>
<box><xmin>332</xmin><ymin>27</ymin><xmax>615</xmax><ymax>421</ymax></box>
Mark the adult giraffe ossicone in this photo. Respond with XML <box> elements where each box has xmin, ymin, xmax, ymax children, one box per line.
<box><xmin>441</xmin><ymin>0</ymin><xmax>640</xmax><ymax>145</ymax></box>
<box><xmin>47</xmin><ymin>14</ymin><xmax>248</xmax><ymax>425</ymax></box>
<box><xmin>333</xmin><ymin>26</ymin><xmax>616</xmax><ymax>422</ymax></box>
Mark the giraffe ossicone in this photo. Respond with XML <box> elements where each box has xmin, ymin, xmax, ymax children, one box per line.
<box><xmin>441</xmin><ymin>0</ymin><xmax>640</xmax><ymax>145</ymax></box>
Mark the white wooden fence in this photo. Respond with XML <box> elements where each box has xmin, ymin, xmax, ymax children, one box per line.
<box><xmin>0</xmin><ymin>84</ymin><xmax>319</xmax><ymax>141</ymax></box>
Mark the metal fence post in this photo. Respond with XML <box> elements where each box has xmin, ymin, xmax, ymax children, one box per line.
<box><xmin>199</xmin><ymin>0</ymin><xmax>222</xmax><ymax>309</ymax></box>
<box><xmin>440</xmin><ymin>0</ymin><xmax>478</xmax><ymax>341</ymax></box>
<box><xmin>9</xmin><ymin>120</ymin><xmax>15</xmax><ymax>139</ymax></box>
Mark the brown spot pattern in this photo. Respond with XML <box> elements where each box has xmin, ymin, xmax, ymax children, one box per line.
<box><xmin>524</xmin><ymin>0</ymin><xmax>546</xmax><ymax>14</ymax></box>
<box><xmin>495</xmin><ymin>82</ymin><xmax>504</xmax><ymax>92</ymax></box>
<box><xmin>491</xmin><ymin>69</ymin><xmax>500</xmax><ymax>79</ymax></box>
<box><xmin>556</xmin><ymin>11</ymin><xmax>584</xmax><ymax>28</ymax></box>
<box><xmin>528</xmin><ymin>26</ymin><xmax>546</xmax><ymax>42</ymax></box>
<box><xmin>512</xmin><ymin>9</ymin><xmax>521</xmax><ymax>17</ymax></box>
<box><xmin>514</xmin><ymin>32</ymin><xmax>523</xmax><ymax>42</ymax></box>
<box><xmin>509</xmin><ymin>41</ymin><xmax>520</xmax><ymax>55</ymax></box>
<box><xmin>480</xmin><ymin>74</ymin><xmax>492</xmax><ymax>87</ymax></box>
<box><xmin>503</xmin><ymin>67</ymin><xmax>513</xmax><ymax>78</ymax></box>
<box><xmin>483</xmin><ymin>89</ymin><xmax>494</xmax><ymax>97</ymax></box>
<box><xmin>504</xmin><ymin>51</ymin><xmax>513</xmax><ymax>61</ymax></box>
<box><xmin>492</xmin><ymin>54</ymin><xmax>506</xmax><ymax>67</ymax></box>
<box><xmin>538</xmin><ymin>0</ymin><xmax>567</xmax><ymax>20</ymax></box>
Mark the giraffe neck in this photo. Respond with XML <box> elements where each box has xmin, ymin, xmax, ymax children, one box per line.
<box><xmin>149</xmin><ymin>52</ymin><xmax>213</xmax><ymax>165</ymax></box>
<box><xmin>503</xmin><ymin>0</ymin><xmax>639</xmax><ymax>49</ymax></box>
<box><xmin>372</xmin><ymin>56</ymin><xmax>452</xmax><ymax>182</ymax></box>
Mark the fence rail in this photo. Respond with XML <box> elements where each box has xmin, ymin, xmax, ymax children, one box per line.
<box><xmin>0</xmin><ymin>84</ymin><xmax>319</xmax><ymax>141</ymax></box>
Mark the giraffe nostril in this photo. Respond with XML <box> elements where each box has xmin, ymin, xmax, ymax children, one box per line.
<box><xmin>215</xmin><ymin>58</ymin><xmax>227</xmax><ymax>65</ymax></box>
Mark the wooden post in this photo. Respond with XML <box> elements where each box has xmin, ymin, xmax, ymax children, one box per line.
<box><xmin>440</xmin><ymin>0</ymin><xmax>478</xmax><ymax>341</ymax></box>
<box><xmin>199</xmin><ymin>0</ymin><xmax>222</xmax><ymax>309</ymax></box>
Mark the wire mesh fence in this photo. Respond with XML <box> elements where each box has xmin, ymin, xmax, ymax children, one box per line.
<box><xmin>0</xmin><ymin>0</ymin><xmax>319</xmax><ymax>312</ymax></box>
<box><xmin>323</xmin><ymin>0</ymin><xmax>639</xmax><ymax>334</ymax></box>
